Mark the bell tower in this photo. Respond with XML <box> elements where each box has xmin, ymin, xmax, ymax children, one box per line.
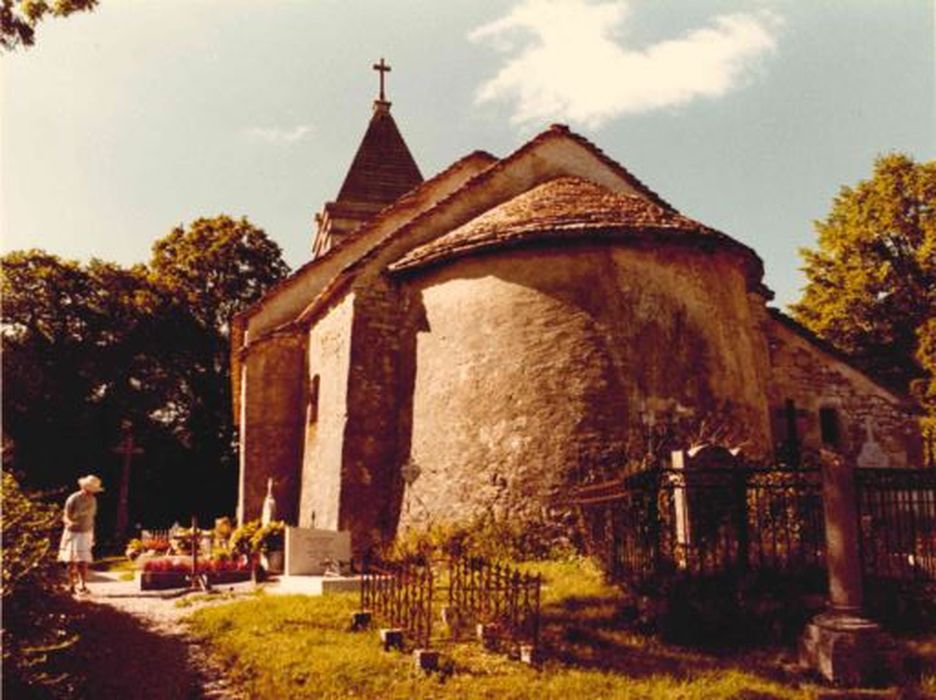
<box><xmin>312</xmin><ymin>59</ymin><xmax>423</xmax><ymax>258</ymax></box>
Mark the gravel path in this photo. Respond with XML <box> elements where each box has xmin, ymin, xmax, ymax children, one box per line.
<box><xmin>64</xmin><ymin>570</ymin><xmax>257</xmax><ymax>699</ymax></box>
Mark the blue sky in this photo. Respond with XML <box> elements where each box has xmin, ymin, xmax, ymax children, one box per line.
<box><xmin>2</xmin><ymin>0</ymin><xmax>933</xmax><ymax>307</ymax></box>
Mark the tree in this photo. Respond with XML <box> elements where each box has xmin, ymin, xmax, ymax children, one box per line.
<box><xmin>150</xmin><ymin>215</ymin><xmax>290</xmax><ymax>336</ymax></box>
<box><xmin>147</xmin><ymin>216</ymin><xmax>289</xmax><ymax>512</ymax></box>
<box><xmin>2</xmin><ymin>217</ymin><xmax>289</xmax><ymax>525</ymax></box>
<box><xmin>1</xmin><ymin>0</ymin><xmax>97</xmax><ymax>50</ymax></box>
<box><xmin>791</xmin><ymin>154</ymin><xmax>936</xmax><ymax>403</ymax></box>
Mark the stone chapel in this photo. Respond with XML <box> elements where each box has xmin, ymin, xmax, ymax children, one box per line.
<box><xmin>232</xmin><ymin>67</ymin><xmax>923</xmax><ymax>550</ymax></box>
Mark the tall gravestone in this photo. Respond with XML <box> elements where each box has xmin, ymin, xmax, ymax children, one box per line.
<box><xmin>799</xmin><ymin>450</ymin><xmax>901</xmax><ymax>686</ymax></box>
<box><xmin>670</xmin><ymin>444</ymin><xmax>743</xmax><ymax>564</ymax></box>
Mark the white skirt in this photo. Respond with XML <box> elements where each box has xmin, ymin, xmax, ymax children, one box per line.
<box><xmin>58</xmin><ymin>529</ymin><xmax>94</xmax><ymax>563</ymax></box>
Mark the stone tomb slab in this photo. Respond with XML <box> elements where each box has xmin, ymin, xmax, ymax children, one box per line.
<box><xmin>284</xmin><ymin>527</ymin><xmax>351</xmax><ymax>576</ymax></box>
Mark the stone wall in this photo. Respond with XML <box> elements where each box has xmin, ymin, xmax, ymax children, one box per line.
<box><xmin>335</xmin><ymin>278</ymin><xmax>414</xmax><ymax>552</ymax></box>
<box><xmin>395</xmin><ymin>241</ymin><xmax>773</xmax><ymax>530</ymax></box>
<box><xmin>238</xmin><ymin>330</ymin><xmax>306</xmax><ymax>524</ymax></box>
<box><xmin>766</xmin><ymin>316</ymin><xmax>922</xmax><ymax>467</ymax></box>
<box><xmin>298</xmin><ymin>293</ymin><xmax>356</xmax><ymax>529</ymax></box>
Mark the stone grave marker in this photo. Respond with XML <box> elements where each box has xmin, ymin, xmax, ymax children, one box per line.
<box><xmin>670</xmin><ymin>444</ymin><xmax>741</xmax><ymax>550</ymax></box>
<box><xmin>284</xmin><ymin>527</ymin><xmax>352</xmax><ymax>576</ymax></box>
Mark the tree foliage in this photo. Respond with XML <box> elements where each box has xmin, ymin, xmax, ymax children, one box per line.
<box><xmin>1</xmin><ymin>0</ymin><xmax>97</xmax><ymax>50</ymax></box>
<box><xmin>150</xmin><ymin>215</ymin><xmax>289</xmax><ymax>336</ymax></box>
<box><xmin>791</xmin><ymin>154</ymin><xmax>936</xmax><ymax>407</ymax></box>
<box><xmin>1</xmin><ymin>470</ymin><xmax>79</xmax><ymax>697</ymax></box>
<box><xmin>1</xmin><ymin>216</ymin><xmax>289</xmax><ymax>528</ymax></box>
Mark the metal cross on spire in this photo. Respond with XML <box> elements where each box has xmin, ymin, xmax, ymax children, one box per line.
<box><xmin>373</xmin><ymin>57</ymin><xmax>391</xmax><ymax>102</ymax></box>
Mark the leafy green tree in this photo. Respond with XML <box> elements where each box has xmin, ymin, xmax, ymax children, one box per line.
<box><xmin>792</xmin><ymin>154</ymin><xmax>936</xmax><ymax>398</ymax></box>
<box><xmin>2</xmin><ymin>250</ymin><xmax>112</xmax><ymax>486</ymax></box>
<box><xmin>1</xmin><ymin>0</ymin><xmax>97</xmax><ymax>50</ymax></box>
<box><xmin>147</xmin><ymin>216</ymin><xmax>289</xmax><ymax>512</ymax></box>
<box><xmin>150</xmin><ymin>215</ymin><xmax>289</xmax><ymax>335</ymax></box>
<box><xmin>2</xmin><ymin>217</ymin><xmax>289</xmax><ymax>524</ymax></box>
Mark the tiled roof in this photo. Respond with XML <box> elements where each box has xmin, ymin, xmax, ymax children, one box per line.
<box><xmin>290</xmin><ymin>125</ymin><xmax>768</xmax><ymax>328</ymax></box>
<box><xmin>389</xmin><ymin>176</ymin><xmax>747</xmax><ymax>272</ymax></box>
<box><xmin>335</xmin><ymin>103</ymin><xmax>423</xmax><ymax>206</ymax></box>
<box><xmin>233</xmin><ymin>150</ymin><xmax>497</xmax><ymax>330</ymax></box>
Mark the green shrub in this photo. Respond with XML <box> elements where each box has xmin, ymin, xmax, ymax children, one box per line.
<box><xmin>1</xmin><ymin>470</ymin><xmax>79</xmax><ymax>696</ymax></box>
<box><xmin>124</xmin><ymin>538</ymin><xmax>144</xmax><ymax>560</ymax></box>
<box><xmin>229</xmin><ymin>519</ymin><xmax>262</xmax><ymax>556</ymax></box>
<box><xmin>387</xmin><ymin>513</ymin><xmax>577</xmax><ymax>563</ymax></box>
<box><xmin>250</xmin><ymin>520</ymin><xmax>285</xmax><ymax>553</ymax></box>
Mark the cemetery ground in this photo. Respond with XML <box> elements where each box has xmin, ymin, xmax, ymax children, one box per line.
<box><xmin>48</xmin><ymin>558</ymin><xmax>936</xmax><ymax>699</ymax></box>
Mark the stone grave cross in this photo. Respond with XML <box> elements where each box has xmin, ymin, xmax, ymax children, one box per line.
<box><xmin>111</xmin><ymin>421</ymin><xmax>143</xmax><ymax>540</ymax></box>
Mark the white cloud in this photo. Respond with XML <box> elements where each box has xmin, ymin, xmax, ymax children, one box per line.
<box><xmin>242</xmin><ymin>124</ymin><xmax>314</xmax><ymax>144</ymax></box>
<box><xmin>469</xmin><ymin>0</ymin><xmax>782</xmax><ymax>127</ymax></box>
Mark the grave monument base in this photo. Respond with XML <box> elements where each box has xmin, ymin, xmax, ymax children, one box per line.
<box><xmin>799</xmin><ymin>610</ymin><xmax>902</xmax><ymax>687</ymax></box>
<box><xmin>268</xmin><ymin>574</ymin><xmax>362</xmax><ymax>596</ymax></box>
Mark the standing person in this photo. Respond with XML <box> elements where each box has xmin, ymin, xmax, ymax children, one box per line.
<box><xmin>58</xmin><ymin>475</ymin><xmax>103</xmax><ymax>594</ymax></box>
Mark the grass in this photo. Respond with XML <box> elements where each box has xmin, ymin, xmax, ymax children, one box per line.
<box><xmin>174</xmin><ymin>590</ymin><xmax>241</xmax><ymax>609</ymax></box>
<box><xmin>187</xmin><ymin>559</ymin><xmax>836</xmax><ymax>699</ymax></box>
<box><xmin>93</xmin><ymin>556</ymin><xmax>137</xmax><ymax>581</ymax></box>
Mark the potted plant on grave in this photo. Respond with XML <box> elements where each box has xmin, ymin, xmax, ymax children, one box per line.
<box><xmin>230</xmin><ymin>520</ymin><xmax>261</xmax><ymax>560</ymax></box>
<box><xmin>251</xmin><ymin>521</ymin><xmax>286</xmax><ymax>574</ymax></box>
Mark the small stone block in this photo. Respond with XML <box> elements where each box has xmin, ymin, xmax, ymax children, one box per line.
<box><xmin>350</xmin><ymin>611</ymin><xmax>372</xmax><ymax>631</ymax></box>
<box><xmin>520</xmin><ymin>644</ymin><xmax>539</xmax><ymax>666</ymax></box>
<box><xmin>413</xmin><ymin>648</ymin><xmax>440</xmax><ymax>673</ymax></box>
<box><xmin>380</xmin><ymin>628</ymin><xmax>404</xmax><ymax>652</ymax></box>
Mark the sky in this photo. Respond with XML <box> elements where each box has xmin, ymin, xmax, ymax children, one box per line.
<box><xmin>2</xmin><ymin>0</ymin><xmax>934</xmax><ymax>308</ymax></box>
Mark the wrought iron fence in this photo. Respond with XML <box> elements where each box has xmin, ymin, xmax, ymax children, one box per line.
<box><xmin>359</xmin><ymin>554</ymin><xmax>542</xmax><ymax>654</ymax></box>
<box><xmin>857</xmin><ymin>467</ymin><xmax>936</xmax><ymax>582</ymax></box>
<box><xmin>448</xmin><ymin>555</ymin><xmax>541</xmax><ymax>650</ymax></box>
<box><xmin>574</xmin><ymin>466</ymin><xmax>826</xmax><ymax>588</ymax></box>
<box><xmin>574</xmin><ymin>464</ymin><xmax>936</xmax><ymax>595</ymax></box>
<box><xmin>360</xmin><ymin>558</ymin><xmax>434</xmax><ymax>648</ymax></box>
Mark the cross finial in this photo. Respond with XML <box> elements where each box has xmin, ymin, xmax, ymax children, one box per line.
<box><xmin>372</xmin><ymin>57</ymin><xmax>391</xmax><ymax>102</ymax></box>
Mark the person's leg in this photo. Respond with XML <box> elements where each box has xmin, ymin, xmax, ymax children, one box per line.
<box><xmin>76</xmin><ymin>562</ymin><xmax>89</xmax><ymax>592</ymax></box>
<box><xmin>66</xmin><ymin>562</ymin><xmax>77</xmax><ymax>592</ymax></box>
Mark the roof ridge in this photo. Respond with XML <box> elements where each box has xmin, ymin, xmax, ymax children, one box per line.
<box><xmin>287</xmin><ymin>125</ymin><xmax>708</xmax><ymax>326</ymax></box>
<box><xmin>233</xmin><ymin>150</ymin><xmax>498</xmax><ymax>327</ymax></box>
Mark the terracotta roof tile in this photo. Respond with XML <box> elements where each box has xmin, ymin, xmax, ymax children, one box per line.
<box><xmin>389</xmin><ymin>176</ymin><xmax>740</xmax><ymax>272</ymax></box>
<box><xmin>293</xmin><ymin>125</ymin><xmax>766</xmax><ymax>327</ymax></box>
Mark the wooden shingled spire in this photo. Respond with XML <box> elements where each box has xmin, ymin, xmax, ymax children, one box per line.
<box><xmin>312</xmin><ymin>59</ymin><xmax>423</xmax><ymax>258</ymax></box>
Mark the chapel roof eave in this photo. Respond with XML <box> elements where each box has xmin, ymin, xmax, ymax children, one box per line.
<box><xmin>386</xmin><ymin>174</ymin><xmax>767</xmax><ymax>292</ymax></box>
<box><xmin>386</xmin><ymin>224</ymin><xmax>765</xmax><ymax>285</ymax></box>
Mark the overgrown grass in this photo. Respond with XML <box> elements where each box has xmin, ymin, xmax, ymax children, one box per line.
<box><xmin>188</xmin><ymin>559</ymin><xmax>826</xmax><ymax>699</ymax></box>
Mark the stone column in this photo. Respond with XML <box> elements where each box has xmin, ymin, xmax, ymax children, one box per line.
<box><xmin>799</xmin><ymin>450</ymin><xmax>900</xmax><ymax>686</ymax></box>
<box><xmin>822</xmin><ymin>450</ymin><xmax>863</xmax><ymax>614</ymax></box>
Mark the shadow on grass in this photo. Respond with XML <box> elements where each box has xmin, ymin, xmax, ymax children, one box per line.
<box><xmin>540</xmin><ymin>590</ymin><xmax>936</xmax><ymax>695</ymax></box>
<box><xmin>6</xmin><ymin>594</ymin><xmax>208</xmax><ymax>700</ymax></box>
<box><xmin>538</xmin><ymin>593</ymin><xmax>807</xmax><ymax>685</ymax></box>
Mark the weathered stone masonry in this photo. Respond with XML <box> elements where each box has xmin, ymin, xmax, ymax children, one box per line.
<box><xmin>232</xmin><ymin>103</ymin><xmax>924</xmax><ymax>552</ymax></box>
